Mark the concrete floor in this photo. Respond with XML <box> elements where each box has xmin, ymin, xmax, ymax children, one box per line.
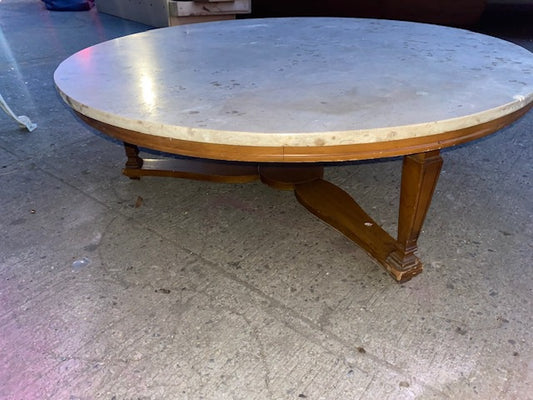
<box><xmin>1</xmin><ymin>1</ymin><xmax>532</xmax><ymax>399</ymax></box>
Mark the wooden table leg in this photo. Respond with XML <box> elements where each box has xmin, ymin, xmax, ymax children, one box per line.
<box><xmin>293</xmin><ymin>151</ymin><xmax>443</xmax><ymax>282</ymax></box>
<box><xmin>123</xmin><ymin>142</ymin><xmax>143</xmax><ymax>179</ymax></box>
<box><xmin>121</xmin><ymin>142</ymin><xmax>260</xmax><ymax>183</ymax></box>
<box><xmin>385</xmin><ymin>150</ymin><xmax>443</xmax><ymax>281</ymax></box>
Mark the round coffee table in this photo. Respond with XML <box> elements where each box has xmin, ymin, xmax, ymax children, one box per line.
<box><xmin>54</xmin><ymin>18</ymin><xmax>533</xmax><ymax>281</ymax></box>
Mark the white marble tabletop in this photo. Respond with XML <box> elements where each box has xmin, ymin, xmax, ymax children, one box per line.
<box><xmin>54</xmin><ymin>17</ymin><xmax>533</xmax><ymax>148</ymax></box>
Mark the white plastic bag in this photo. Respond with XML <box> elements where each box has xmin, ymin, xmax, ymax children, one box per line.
<box><xmin>0</xmin><ymin>94</ymin><xmax>37</xmax><ymax>132</ymax></box>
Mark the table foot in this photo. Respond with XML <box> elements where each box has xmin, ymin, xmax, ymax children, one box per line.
<box><xmin>384</xmin><ymin>251</ymin><xmax>423</xmax><ymax>282</ymax></box>
<box><xmin>122</xmin><ymin>143</ymin><xmax>259</xmax><ymax>183</ymax></box>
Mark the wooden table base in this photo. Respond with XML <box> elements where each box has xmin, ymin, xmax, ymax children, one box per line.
<box><xmin>122</xmin><ymin>142</ymin><xmax>442</xmax><ymax>282</ymax></box>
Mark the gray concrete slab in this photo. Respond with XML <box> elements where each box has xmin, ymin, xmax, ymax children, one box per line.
<box><xmin>1</xmin><ymin>1</ymin><xmax>532</xmax><ymax>399</ymax></box>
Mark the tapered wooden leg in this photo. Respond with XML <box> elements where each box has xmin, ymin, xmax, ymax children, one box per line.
<box><xmin>385</xmin><ymin>151</ymin><xmax>443</xmax><ymax>280</ymax></box>
<box><xmin>294</xmin><ymin>151</ymin><xmax>443</xmax><ymax>282</ymax></box>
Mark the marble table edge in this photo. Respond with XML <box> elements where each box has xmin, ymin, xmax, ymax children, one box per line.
<box><xmin>58</xmin><ymin>89</ymin><xmax>533</xmax><ymax>148</ymax></box>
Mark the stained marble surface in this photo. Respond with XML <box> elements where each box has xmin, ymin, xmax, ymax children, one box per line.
<box><xmin>54</xmin><ymin>17</ymin><xmax>533</xmax><ymax>148</ymax></box>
